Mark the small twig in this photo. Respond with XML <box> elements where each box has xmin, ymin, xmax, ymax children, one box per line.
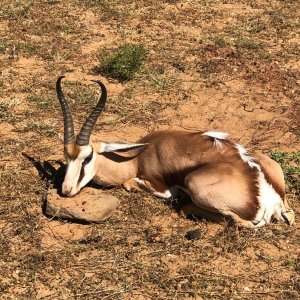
<box><xmin>169</xmin><ymin>265</ymin><xmax>292</xmax><ymax>284</ymax></box>
<box><xmin>145</xmin><ymin>249</ymin><xmax>169</xmax><ymax>256</ymax></box>
<box><xmin>175</xmin><ymin>121</ymin><xmax>201</xmax><ymax>131</ymax></box>
<box><xmin>48</xmin><ymin>207</ymin><xmax>62</xmax><ymax>222</ymax></box>
<box><xmin>240</xmin><ymin>289</ymin><xmax>294</xmax><ymax>295</ymax></box>
<box><xmin>66</xmin><ymin>288</ymin><xmax>114</xmax><ymax>299</ymax></box>
<box><xmin>242</xmin><ymin>103</ymin><xmax>260</xmax><ymax>112</ymax></box>
<box><xmin>69</xmin><ymin>260</ymin><xmax>117</xmax><ymax>269</ymax></box>
<box><xmin>111</xmin><ymin>106</ymin><xmax>143</xmax><ymax>125</ymax></box>
<box><xmin>69</xmin><ymin>287</ymin><xmax>136</xmax><ymax>299</ymax></box>
<box><xmin>101</xmin><ymin>288</ymin><xmax>136</xmax><ymax>300</ymax></box>
<box><xmin>253</xmin><ymin>266</ymin><xmax>291</xmax><ymax>275</ymax></box>
<box><xmin>37</xmin><ymin>292</ymin><xmax>58</xmax><ymax>300</ymax></box>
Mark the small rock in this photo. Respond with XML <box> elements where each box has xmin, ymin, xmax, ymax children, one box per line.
<box><xmin>44</xmin><ymin>187</ymin><xmax>119</xmax><ymax>223</ymax></box>
<box><xmin>185</xmin><ymin>229</ymin><xmax>202</xmax><ymax>240</ymax></box>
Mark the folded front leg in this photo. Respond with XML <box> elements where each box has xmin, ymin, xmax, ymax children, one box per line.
<box><xmin>123</xmin><ymin>177</ymin><xmax>172</xmax><ymax>198</ymax></box>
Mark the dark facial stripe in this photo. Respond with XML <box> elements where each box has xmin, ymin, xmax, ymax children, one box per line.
<box><xmin>77</xmin><ymin>151</ymin><xmax>93</xmax><ymax>186</ymax></box>
<box><xmin>83</xmin><ymin>151</ymin><xmax>93</xmax><ymax>165</ymax></box>
<box><xmin>78</xmin><ymin>166</ymin><xmax>85</xmax><ymax>186</ymax></box>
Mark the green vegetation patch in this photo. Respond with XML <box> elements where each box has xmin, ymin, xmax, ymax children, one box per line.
<box><xmin>270</xmin><ymin>151</ymin><xmax>300</xmax><ymax>195</ymax></box>
<box><xmin>27</xmin><ymin>95</ymin><xmax>53</xmax><ymax>109</ymax></box>
<box><xmin>98</xmin><ymin>44</ymin><xmax>146</xmax><ymax>81</ymax></box>
<box><xmin>0</xmin><ymin>102</ymin><xmax>8</xmax><ymax>119</ymax></box>
<box><xmin>0</xmin><ymin>99</ymin><xmax>23</xmax><ymax>123</ymax></box>
<box><xmin>19</xmin><ymin>121</ymin><xmax>56</xmax><ymax>137</ymax></box>
<box><xmin>0</xmin><ymin>1</ymin><xmax>32</xmax><ymax>19</ymax></box>
<box><xmin>81</xmin><ymin>0</ymin><xmax>107</xmax><ymax>6</ymax></box>
<box><xmin>210</xmin><ymin>36</ymin><xmax>226</xmax><ymax>47</ymax></box>
<box><xmin>0</xmin><ymin>42</ymin><xmax>6</xmax><ymax>53</ymax></box>
<box><xmin>234</xmin><ymin>37</ymin><xmax>262</xmax><ymax>50</ymax></box>
<box><xmin>20</xmin><ymin>42</ymin><xmax>39</xmax><ymax>55</ymax></box>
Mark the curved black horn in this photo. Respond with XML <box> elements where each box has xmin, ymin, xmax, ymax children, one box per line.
<box><xmin>76</xmin><ymin>80</ymin><xmax>107</xmax><ymax>146</ymax></box>
<box><xmin>56</xmin><ymin>76</ymin><xmax>75</xmax><ymax>144</ymax></box>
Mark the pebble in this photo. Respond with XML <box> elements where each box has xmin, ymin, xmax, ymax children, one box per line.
<box><xmin>185</xmin><ymin>229</ymin><xmax>202</xmax><ymax>240</ymax></box>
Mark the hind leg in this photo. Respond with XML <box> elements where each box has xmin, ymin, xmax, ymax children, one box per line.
<box><xmin>181</xmin><ymin>202</ymin><xmax>258</xmax><ymax>227</ymax></box>
<box><xmin>184</xmin><ymin>164</ymin><xmax>258</xmax><ymax>228</ymax></box>
<box><xmin>181</xmin><ymin>202</ymin><xmax>227</xmax><ymax>224</ymax></box>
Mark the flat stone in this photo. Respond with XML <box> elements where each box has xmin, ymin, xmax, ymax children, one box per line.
<box><xmin>45</xmin><ymin>187</ymin><xmax>119</xmax><ymax>223</ymax></box>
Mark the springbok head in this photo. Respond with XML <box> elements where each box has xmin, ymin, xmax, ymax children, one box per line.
<box><xmin>56</xmin><ymin>76</ymin><xmax>146</xmax><ymax>197</ymax></box>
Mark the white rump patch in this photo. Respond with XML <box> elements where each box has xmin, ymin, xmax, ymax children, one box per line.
<box><xmin>202</xmin><ymin>131</ymin><xmax>230</xmax><ymax>148</ymax></box>
<box><xmin>235</xmin><ymin>144</ymin><xmax>261</xmax><ymax>170</ymax></box>
<box><xmin>254</xmin><ymin>172</ymin><xmax>285</xmax><ymax>226</ymax></box>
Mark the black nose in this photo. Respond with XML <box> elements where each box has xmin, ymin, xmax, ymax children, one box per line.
<box><xmin>62</xmin><ymin>187</ymin><xmax>72</xmax><ymax>196</ymax></box>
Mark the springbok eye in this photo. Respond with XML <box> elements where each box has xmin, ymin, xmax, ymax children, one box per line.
<box><xmin>83</xmin><ymin>151</ymin><xmax>93</xmax><ymax>166</ymax></box>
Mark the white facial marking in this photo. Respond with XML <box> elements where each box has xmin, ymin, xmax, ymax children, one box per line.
<box><xmin>63</xmin><ymin>159</ymin><xmax>82</xmax><ymax>195</ymax></box>
<box><xmin>202</xmin><ymin>131</ymin><xmax>230</xmax><ymax>148</ymax></box>
<box><xmin>63</xmin><ymin>145</ymin><xmax>96</xmax><ymax>196</ymax></box>
<box><xmin>235</xmin><ymin>144</ymin><xmax>261</xmax><ymax>170</ymax></box>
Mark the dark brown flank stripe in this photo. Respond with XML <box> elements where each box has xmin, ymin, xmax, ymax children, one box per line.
<box><xmin>77</xmin><ymin>151</ymin><xmax>93</xmax><ymax>186</ymax></box>
<box><xmin>246</xmin><ymin>168</ymin><xmax>260</xmax><ymax>220</ymax></box>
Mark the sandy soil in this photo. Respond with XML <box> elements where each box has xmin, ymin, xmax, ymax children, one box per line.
<box><xmin>0</xmin><ymin>0</ymin><xmax>299</xmax><ymax>299</ymax></box>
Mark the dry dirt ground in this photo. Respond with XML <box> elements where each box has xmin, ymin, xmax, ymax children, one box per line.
<box><xmin>0</xmin><ymin>0</ymin><xmax>299</xmax><ymax>299</ymax></box>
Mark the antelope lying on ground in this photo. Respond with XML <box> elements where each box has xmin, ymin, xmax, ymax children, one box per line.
<box><xmin>56</xmin><ymin>76</ymin><xmax>295</xmax><ymax>228</ymax></box>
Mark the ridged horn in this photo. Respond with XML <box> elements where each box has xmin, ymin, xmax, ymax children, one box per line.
<box><xmin>76</xmin><ymin>80</ymin><xmax>107</xmax><ymax>146</ymax></box>
<box><xmin>56</xmin><ymin>76</ymin><xmax>75</xmax><ymax>144</ymax></box>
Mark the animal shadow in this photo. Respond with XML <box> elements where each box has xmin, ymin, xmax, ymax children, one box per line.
<box><xmin>22</xmin><ymin>152</ymin><xmax>65</xmax><ymax>194</ymax></box>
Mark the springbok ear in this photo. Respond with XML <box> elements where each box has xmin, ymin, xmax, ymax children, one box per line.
<box><xmin>99</xmin><ymin>142</ymin><xmax>148</xmax><ymax>153</ymax></box>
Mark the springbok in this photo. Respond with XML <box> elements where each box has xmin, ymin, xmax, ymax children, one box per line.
<box><xmin>56</xmin><ymin>76</ymin><xmax>295</xmax><ymax>228</ymax></box>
